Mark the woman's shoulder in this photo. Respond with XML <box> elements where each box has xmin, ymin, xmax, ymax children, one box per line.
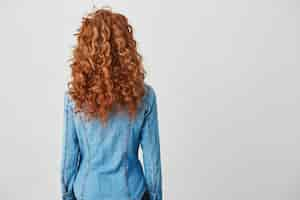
<box><xmin>144</xmin><ymin>82</ymin><xmax>156</xmax><ymax>98</ymax></box>
<box><xmin>143</xmin><ymin>82</ymin><xmax>157</xmax><ymax>110</ymax></box>
<box><xmin>64</xmin><ymin>91</ymin><xmax>75</xmax><ymax>110</ymax></box>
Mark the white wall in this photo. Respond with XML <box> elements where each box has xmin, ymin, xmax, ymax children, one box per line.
<box><xmin>0</xmin><ymin>0</ymin><xmax>299</xmax><ymax>199</ymax></box>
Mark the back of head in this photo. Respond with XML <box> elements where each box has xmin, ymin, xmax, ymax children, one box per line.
<box><xmin>67</xmin><ymin>8</ymin><xmax>146</xmax><ymax>125</ymax></box>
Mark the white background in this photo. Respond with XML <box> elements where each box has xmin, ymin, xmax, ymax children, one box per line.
<box><xmin>0</xmin><ymin>0</ymin><xmax>299</xmax><ymax>199</ymax></box>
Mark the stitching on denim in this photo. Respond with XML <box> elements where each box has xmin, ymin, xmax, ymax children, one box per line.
<box><xmin>148</xmin><ymin>118</ymin><xmax>156</xmax><ymax>195</ymax></box>
<box><xmin>80</xmin><ymin>127</ymin><xmax>91</xmax><ymax>200</ymax></box>
<box><xmin>124</xmin><ymin>121</ymin><xmax>131</xmax><ymax>199</ymax></box>
<box><xmin>62</xmin><ymin>100</ymin><xmax>69</xmax><ymax>194</ymax></box>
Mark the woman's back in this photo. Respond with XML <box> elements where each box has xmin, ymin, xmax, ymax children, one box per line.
<box><xmin>61</xmin><ymin>83</ymin><xmax>162</xmax><ymax>200</ymax></box>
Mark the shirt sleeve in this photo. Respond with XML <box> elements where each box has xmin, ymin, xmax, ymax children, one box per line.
<box><xmin>140</xmin><ymin>86</ymin><xmax>163</xmax><ymax>200</ymax></box>
<box><xmin>60</xmin><ymin>92</ymin><xmax>81</xmax><ymax>200</ymax></box>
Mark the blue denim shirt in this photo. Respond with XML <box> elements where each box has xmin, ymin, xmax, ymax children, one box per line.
<box><xmin>61</xmin><ymin>84</ymin><xmax>162</xmax><ymax>200</ymax></box>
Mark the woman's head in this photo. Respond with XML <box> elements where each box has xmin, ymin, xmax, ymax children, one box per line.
<box><xmin>68</xmin><ymin>8</ymin><xmax>146</xmax><ymax>125</ymax></box>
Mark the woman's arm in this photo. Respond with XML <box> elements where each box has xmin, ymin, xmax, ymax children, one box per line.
<box><xmin>140</xmin><ymin>86</ymin><xmax>163</xmax><ymax>200</ymax></box>
<box><xmin>60</xmin><ymin>93</ymin><xmax>81</xmax><ymax>200</ymax></box>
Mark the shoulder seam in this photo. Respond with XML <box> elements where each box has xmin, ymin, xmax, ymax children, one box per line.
<box><xmin>144</xmin><ymin>84</ymin><xmax>156</xmax><ymax>117</ymax></box>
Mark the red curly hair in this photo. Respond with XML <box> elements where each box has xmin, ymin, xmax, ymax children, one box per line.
<box><xmin>67</xmin><ymin>8</ymin><xmax>146</xmax><ymax>126</ymax></box>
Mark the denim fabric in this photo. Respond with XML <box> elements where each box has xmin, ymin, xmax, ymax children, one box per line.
<box><xmin>61</xmin><ymin>83</ymin><xmax>162</xmax><ymax>200</ymax></box>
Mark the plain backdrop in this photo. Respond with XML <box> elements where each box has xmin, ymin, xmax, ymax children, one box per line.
<box><xmin>0</xmin><ymin>0</ymin><xmax>299</xmax><ymax>200</ymax></box>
